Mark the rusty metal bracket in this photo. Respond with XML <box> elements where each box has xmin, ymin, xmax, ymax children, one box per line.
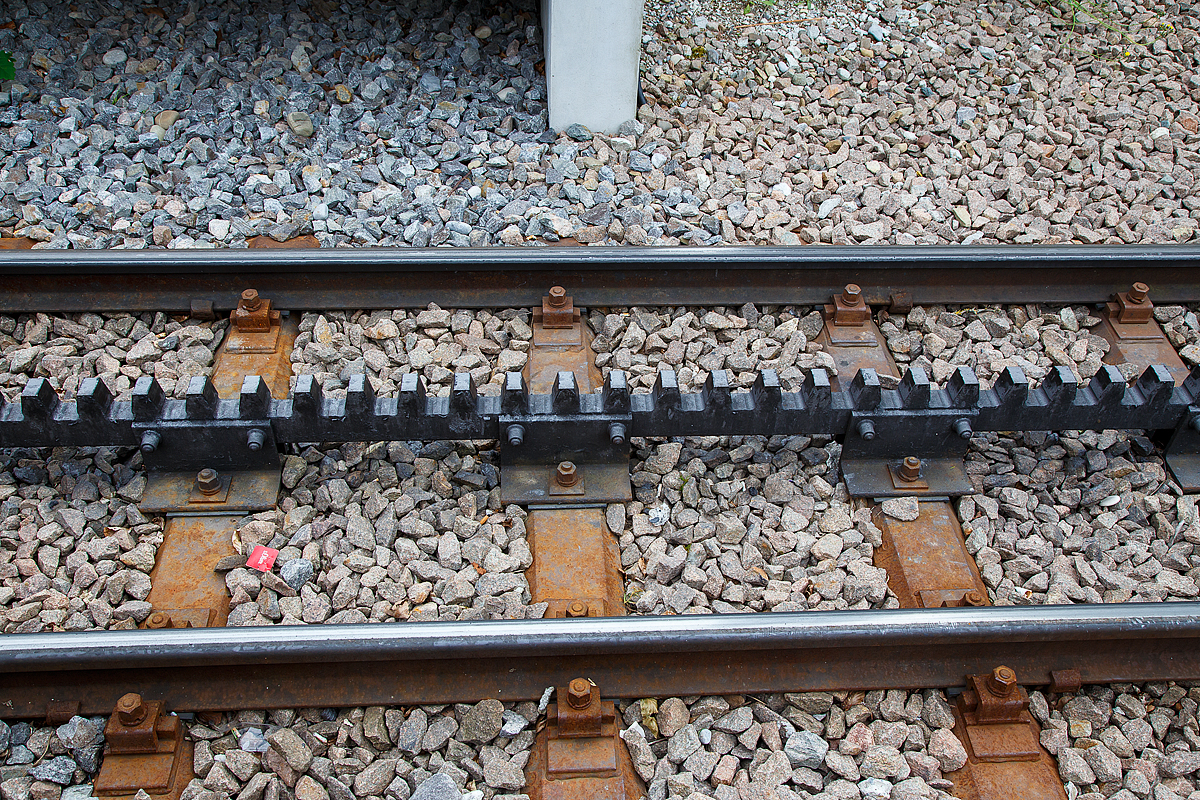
<box><xmin>526</xmin><ymin>679</ymin><xmax>644</xmax><ymax>800</ymax></box>
<box><xmin>1095</xmin><ymin>282</ymin><xmax>1190</xmax><ymax>385</ymax></box>
<box><xmin>946</xmin><ymin>667</ymin><xmax>1066</xmax><ymax>800</ymax></box>
<box><xmin>95</xmin><ymin>693</ymin><xmax>195</xmax><ymax>800</ymax></box>
<box><xmin>229</xmin><ymin>288</ymin><xmax>280</xmax><ymax>333</ymax></box>
<box><xmin>536</xmin><ymin>286</ymin><xmax>580</xmax><ymax>330</ymax></box>
<box><xmin>816</xmin><ymin>284</ymin><xmax>901</xmax><ymax>387</ymax></box>
<box><xmin>872</xmin><ymin>500</ymin><xmax>990</xmax><ymax>608</ymax></box>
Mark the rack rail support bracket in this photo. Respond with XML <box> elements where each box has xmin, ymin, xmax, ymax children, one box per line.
<box><xmin>95</xmin><ymin>693</ymin><xmax>195</xmax><ymax>800</ymax></box>
<box><xmin>1096</xmin><ymin>282</ymin><xmax>1190</xmax><ymax>385</ymax></box>
<box><xmin>945</xmin><ymin>667</ymin><xmax>1066</xmax><ymax>800</ymax></box>
<box><xmin>815</xmin><ymin>283</ymin><xmax>901</xmax><ymax>389</ymax></box>
<box><xmin>526</xmin><ymin>679</ymin><xmax>645</xmax><ymax>800</ymax></box>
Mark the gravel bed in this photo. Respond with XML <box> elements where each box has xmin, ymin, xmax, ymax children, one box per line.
<box><xmin>881</xmin><ymin>304</ymin><xmax>1200</xmax><ymax>389</ymax></box>
<box><xmin>0</xmin><ymin>312</ymin><xmax>226</xmax><ymax>402</ymax></box>
<box><xmin>1036</xmin><ymin>682</ymin><xmax>1200</xmax><ymax>800</ymax></box>
<box><xmin>4</xmin><ymin>0</ymin><xmax>1199</xmax><ymax>248</ymax></box>
<box><xmin>290</xmin><ymin>307</ymin><xmax>529</xmax><ymax>399</ymax></box>
<box><xmin>960</xmin><ymin>429</ymin><xmax>1200</xmax><ymax>606</ymax></box>
<box><xmin>620</xmin><ymin>690</ymin><xmax>964</xmax><ymax>800</ymax></box>
<box><xmin>0</xmin><ymin>446</ymin><xmax>157</xmax><ymax>633</ymax></box>
<box><xmin>222</xmin><ymin>439</ymin><xmax>540</xmax><ymax>627</ymax></box>
<box><xmin>621</xmin><ymin>436</ymin><xmax>895</xmax><ymax>614</ymax></box>
<box><xmin>0</xmin><ymin>701</ymin><xmax>538</xmax><ymax>800</ymax></box>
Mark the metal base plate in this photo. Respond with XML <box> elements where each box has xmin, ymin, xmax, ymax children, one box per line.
<box><xmin>946</xmin><ymin>707</ymin><xmax>1066</xmax><ymax>800</ymax></box>
<box><xmin>872</xmin><ymin>500</ymin><xmax>990</xmax><ymax>609</ymax></box>
<box><xmin>1095</xmin><ymin>307</ymin><xmax>1190</xmax><ymax>385</ymax></box>
<box><xmin>502</xmin><ymin>463</ymin><xmax>631</xmax><ymax>505</ymax></box>
<box><xmin>842</xmin><ymin>458</ymin><xmax>973</xmax><ymax>498</ymax></box>
<box><xmin>140</xmin><ymin>469</ymin><xmax>280</xmax><ymax>514</ymax></box>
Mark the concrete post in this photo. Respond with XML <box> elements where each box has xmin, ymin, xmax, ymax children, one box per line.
<box><xmin>542</xmin><ymin>0</ymin><xmax>645</xmax><ymax>134</ymax></box>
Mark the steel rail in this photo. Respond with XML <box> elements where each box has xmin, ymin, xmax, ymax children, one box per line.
<box><xmin>2</xmin><ymin>245</ymin><xmax>1200</xmax><ymax>311</ymax></box>
<box><xmin>3</xmin><ymin>604</ymin><xmax>1199</xmax><ymax>717</ymax></box>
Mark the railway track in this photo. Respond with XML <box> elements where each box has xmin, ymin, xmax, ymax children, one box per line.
<box><xmin>0</xmin><ymin>246</ymin><xmax>1198</xmax><ymax>800</ymax></box>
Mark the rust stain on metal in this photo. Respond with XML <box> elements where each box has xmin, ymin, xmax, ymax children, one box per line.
<box><xmin>144</xmin><ymin>516</ymin><xmax>237</xmax><ymax>627</ymax></box>
<box><xmin>95</xmin><ymin>693</ymin><xmax>195</xmax><ymax>800</ymax></box>
<box><xmin>526</xmin><ymin>508</ymin><xmax>625</xmax><ymax>618</ymax></box>
<box><xmin>526</xmin><ymin>680</ymin><xmax>645</xmax><ymax>800</ymax></box>
<box><xmin>246</xmin><ymin>234</ymin><xmax>321</xmax><ymax>249</ymax></box>
<box><xmin>0</xmin><ymin>237</ymin><xmax>36</xmax><ymax>250</ymax></box>
<box><xmin>946</xmin><ymin>667</ymin><xmax>1067</xmax><ymax>800</ymax></box>
<box><xmin>815</xmin><ymin>285</ymin><xmax>900</xmax><ymax>389</ymax></box>
<box><xmin>1095</xmin><ymin>283</ymin><xmax>1189</xmax><ymax>385</ymax></box>
<box><xmin>872</xmin><ymin>500</ymin><xmax>991</xmax><ymax>609</ymax></box>
<box><xmin>214</xmin><ymin>299</ymin><xmax>297</xmax><ymax>400</ymax></box>
<box><xmin>526</xmin><ymin>288</ymin><xmax>599</xmax><ymax>395</ymax></box>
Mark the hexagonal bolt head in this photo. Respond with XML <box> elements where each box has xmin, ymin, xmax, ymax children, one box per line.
<box><xmin>555</xmin><ymin>461</ymin><xmax>579</xmax><ymax>487</ymax></box>
<box><xmin>898</xmin><ymin>456</ymin><xmax>922</xmax><ymax>482</ymax></box>
<box><xmin>117</xmin><ymin>693</ymin><xmax>147</xmax><ymax>726</ymax></box>
<box><xmin>964</xmin><ymin>591</ymin><xmax>985</xmax><ymax>607</ymax></box>
<box><xmin>197</xmin><ymin>468</ymin><xmax>222</xmax><ymax>495</ymax></box>
<box><xmin>146</xmin><ymin>611</ymin><xmax>173</xmax><ymax>629</ymax></box>
<box><xmin>566</xmin><ymin>600</ymin><xmax>588</xmax><ymax>618</ymax></box>
<box><xmin>1129</xmin><ymin>282</ymin><xmax>1149</xmax><ymax>304</ymax></box>
<box><xmin>240</xmin><ymin>289</ymin><xmax>262</xmax><ymax>311</ymax></box>
<box><xmin>567</xmin><ymin>678</ymin><xmax>593</xmax><ymax>709</ymax></box>
<box><xmin>986</xmin><ymin>665</ymin><xmax>1018</xmax><ymax>697</ymax></box>
<box><xmin>548</xmin><ymin>286</ymin><xmax>568</xmax><ymax>308</ymax></box>
<box><xmin>841</xmin><ymin>283</ymin><xmax>864</xmax><ymax>306</ymax></box>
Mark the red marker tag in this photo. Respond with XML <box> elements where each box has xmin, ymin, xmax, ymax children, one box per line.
<box><xmin>246</xmin><ymin>545</ymin><xmax>278</xmax><ymax>572</ymax></box>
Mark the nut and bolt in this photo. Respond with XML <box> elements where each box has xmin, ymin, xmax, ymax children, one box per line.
<box><xmin>986</xmin><ymin>665</ymin><xmax>1018</xmax><ymax>697</ymax></box>
<box><xmin>566</xmin><ymin>678</ymin><xmax>593</xmax><ymax>709</ymax></box>
<box><xmin>841</xmin><ymin>284</ymin><xmax>864</xmax><ymax>307</ymax></box>
<box><xmin>197</xmin><ymin>468</ymin><xmax>222</xmax><ymax>496</ymax></box>
<box><xmin>146</xmin><ymin>611</ymin><xmax>173</xmax><ymax>629</ymax></box>
<box><xmin>140</xmin><ymin>430</ymin><xmax>161</xmax><ymax>454</ymax></box>
<box><xmin>240</xmin><ymin>289</ymin><xmax>262</xmax><ymax>311</ymax></box>
<box><xmin>547</xmin><ymin>286</ymin><xmax>568</xmax><ymax>308</ymax></box>
<box><xmin>566</xmin><ymin>600</ymin><xmax>588</xmax><ymax>618</ymax></box>
<box><xmin>247</xmin><ymin>428</ymin><xmax>266</xmax><ymax>451</ymax></box>
<box><xmin>117</xmin><ymin>693</ymin><xmax>148</xmax><ymax>726</ymax></box>
<box><xmin>506</xmin><ymin>424</ymin><xmax>525</xmax><ymax>447</ymax></box>
<box><xmin>964</xmin><ymin>591</ymin><xmax>985</xmax><ymax>607</ymax></box>
<box><xmin>954</xmin><ymin>418</ymin><xmax>973</xmax><ymax>439</ymax></box>
<box><xmin>608</xmin><ymin>422</ymin><xmax>627</xmax><ymax>446</ymax></box>
<box><xmin>898</xmin><ymin>456</ymin><xmax>922</xmax><ymax>482</ymax></box>
<box><xmin>1128</xmin><ymin>282</ymin><xmax>1149</xmax><ymax>304</ymax></box>
<box><xmin>555</xmin><ymin>461</ymin><xmax>579</xmax><ymax>487</ymax></box>
<box><xmin>857</xmin><ymin>420</ymin><xmax>876</xmax><ymax>440</ymax></box>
